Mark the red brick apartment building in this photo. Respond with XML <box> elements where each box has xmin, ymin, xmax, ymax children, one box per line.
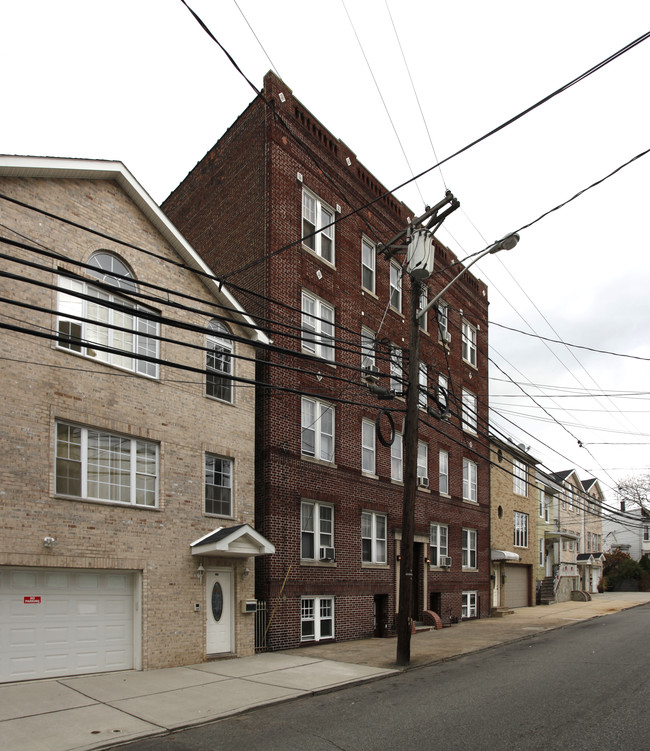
<box><xmin>164</xmin><ymin>72</ymin><xmax>491</xmax><ymax>650</ymax></box>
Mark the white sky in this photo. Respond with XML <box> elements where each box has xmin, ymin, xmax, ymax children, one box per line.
<box><xmin>3</xmin><ymin>0</ymin><xmax>650</xmax><ymax>505</ymax></box>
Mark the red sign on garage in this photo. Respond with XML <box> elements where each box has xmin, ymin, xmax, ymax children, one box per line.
<box><xmin>24</xmin><ymin>596</ymin><xmax>41</xmax><ymax>604</ymax></box>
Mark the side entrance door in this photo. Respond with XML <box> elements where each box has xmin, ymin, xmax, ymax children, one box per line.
<box><xmin>205</xmin><ymin>568</ymin><xmax>233</xmax><ymax>655</ymax></box>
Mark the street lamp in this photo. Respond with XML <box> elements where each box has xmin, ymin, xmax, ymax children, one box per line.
<box><xmin>395</xmin><ymin>231</ymin><xmax>520</xmax><ymax>667</ymax></box>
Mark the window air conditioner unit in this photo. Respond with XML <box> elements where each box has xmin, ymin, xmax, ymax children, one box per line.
<box><xmin>363</xmin><ymin>365</ymin><xmax>380</xmax><ymax>383</ymax></box>
<box><xmin>443</xmin><ymin>331</ymin><xmax>452</xmax><ymax>344</ymax></box>
<box><xmin>418</xmin><ymin>476</ymin><xmax>430</xmax><ymax>488</ymax></box>
<box><xmin>439</xmin><ymin>556</ymin><xmax>452</xmax><ymax>567</ymax></box>
<box><xmin>320</xmin><ymin>546</ymin><xmax>335</xmax><ymax>562</ymax></box>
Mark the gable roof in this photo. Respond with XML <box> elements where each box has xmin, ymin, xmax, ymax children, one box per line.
<box><xmin>0</xmin><ymin>155</ymin><xmax>268</xmax><ymax>345</ymax></box>
<box><xmin>551</xmin><ymin>469</ymin><xmax>585</xmax><ymax>492</ymax></box>
<box><xmin>191</xmin><ymin>524</ymin><xmax>275</xmax><ymax>558</ymax></box>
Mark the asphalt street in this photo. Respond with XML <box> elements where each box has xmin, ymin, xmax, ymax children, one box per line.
<box><xmin>118</xmin><ymin>604</ymin><xmax>650</xmax><ymax>751</ymax></box>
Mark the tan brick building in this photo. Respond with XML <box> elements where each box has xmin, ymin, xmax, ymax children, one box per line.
<box><xmin>0</xmin><ymin>156</ymin><xmax>272</xmax><ymax>683</ymax></box>
<box><xmin>489</xmin><ymin>437</ymin><xmax>539</xmax><ymax>610</ymax></box>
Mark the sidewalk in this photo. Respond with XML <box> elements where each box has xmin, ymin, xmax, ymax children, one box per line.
<box><xmin>2</xmin><ymin>592</ymin><xmax>649</xmax><ymax>751</ymax></box>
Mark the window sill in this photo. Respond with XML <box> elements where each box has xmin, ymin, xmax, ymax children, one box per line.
<box><xmin>301</xmin><ymin>560</ymin><xmax>337</xmax><ymax>568</ymax></box>
<box><xmin>300</xmin><ymin>349</ymin><xmax>337</xmax><ymax>367</ymax></box>
<box><xmin>205</xmin><ymin>394</ymin><xmax>235</xmax><ymax>406</ymax></box>
<box><xmin>462</xmin><ymin>359</ymin><xmax>478</xmax><ymax>371</ymax></box>
<box><xmin>362</xmin><ymin>472</ymin><xmax>379</xmax><ymax>480</ymax></box>
<box><xmin>54</xmin><ymin>494</ymin><xmax>160</xmax><ymax>511</ymax></box>
<box><xmin>462</xmin><ymin>498</ymin><xmax>479</xmax><ymax>505</ymax></box>
<box><xmin>301</xmin><ymin>456</ymin><xmax>338</xmax><ymax>469</ymax></box>
<box><xmin>204</xmin><ymin>512</ymin><xmax>235</xmax><ymax>520</ymax></box>
<box><xmin>361</xmin><ymin>562</ymin><xmax>390</xmax><ymax>570</ymax></box>
<box><xmin>55</xmin><ymin>345</ymin><xmax>160</xmax><ymax>381</ymax></box>
<box><xmin>361</xmin><ymin>288</ymin><xmax>378</xmax><ymax>300</ymax></box>
<box><xmin>417</xmin><ymin>485</ymin><xmax>431</xmax><ymax>494</ymax></box>
<box><xmin>391</xmin><ymin>479</ymin><xmax>404</xmax><ymax>486</ymax></box>
<box><xmin>462</xmin><ymin>567</ymin><xmax>479</xmax><ymax>573</ymax></box>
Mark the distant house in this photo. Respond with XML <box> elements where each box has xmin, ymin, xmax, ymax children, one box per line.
<box><xmin>0</xmin><ymin>156</ymin><xmax>272</xmax><ymax>684</ymax></box>
<box><xmin>603</xmin><ymin>506</ymin><xmax>650</xmax><ymax>560</ymax></box>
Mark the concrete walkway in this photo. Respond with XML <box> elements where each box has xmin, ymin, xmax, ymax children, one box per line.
<box><xmin>2</xmin><ymin>592</ymin><xmax>649</xmax><ymax>751</ymax></box>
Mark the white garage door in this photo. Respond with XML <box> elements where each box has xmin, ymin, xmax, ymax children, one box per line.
<box><xmin>0</xmin><ymin>567</ymin><xmax>136</xmax><ymax>683</ymax></box>
<box><xmin>505</xmin><ymin>564</ymin><xmax>529</xmax><ymax>608</ymax></box>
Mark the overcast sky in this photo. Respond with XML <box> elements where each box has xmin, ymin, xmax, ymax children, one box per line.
<box><xmin>3</xmin><ymin>0</ymin><xmax>650</xmax><ymax>505</ymax></box>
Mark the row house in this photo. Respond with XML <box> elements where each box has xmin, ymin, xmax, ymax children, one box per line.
<box><xmin>489</xmin><ymin>438</ymin><xmax>540</xmax><ymax>610</ymax></box>
<box><xmin>0</xmin><ymin>156</ymin><xmax>273</xmax><ymax>684</ymax></box>
<box><xmin>547</xmin><ymin>470</ymin><xmax>604</xmax><ymax>599</ymax></box>
<box><xmin>163</xmin><ymin>71</ymin><xmax>492</xmax><ymax>649</ymax></box>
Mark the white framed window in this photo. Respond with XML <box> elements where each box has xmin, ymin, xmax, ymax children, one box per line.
<box><xmin>462</xmin><ymin>319</ymin><xmax>477</xmax><ymax>367</ymax></box>
<box><xmin>206</xmin><ymin>319</ymin><xmax>233</xmax><ymax>402</ymax></box>
<box><xmin>644</xmin><ymin>525</ymin><xmax>650</xmax><ymax>542</ymax></box>
<box><xmin>361</xmin><ymin>511</ymin><xmax>387</xmax><ymax>564</ymax></box>
<box><xmin>439</xmin><ymin>449</ymin><xmax>449</xmax><ymax>495</ymax></box>
<box><xmin>462</xmin><ymin>591</ymin><xmax>477</xmax><ymax>619</ymax></box>
<box><xmin>418</xmin><ymin>287</ymin><xmax>428</xmax><ymax>331</ymax></box>
<box><xmin>301</xmin><ymin>397</ymin><xmax>334</xmax><ymax>462</ymax></box>
<box><xmin>301</xmin><ymin>501</ymin><xmax>333</xmax><ymax>560</ymax></box>
<box><xmin>513</xmin><ymin>458</ymin><xmax>527</xmax><ymax>496</ymax></box>
<box><xmin>462</xmin><ymin>528</ymin><xmax>477</xmax><ymax>569</ymax></box>
<box><xmin>361</xmin><ymin>419</ymin><xmax>376</xmax><ymax>475</ymax></box>
<box><xmin>302</xmin><ymin>188</ymin><xmax>334</xmax><ymax>264</ymax></box>
<box><xmin>539</xmin><ymin>542</ymin><xmax>545</xmax><ymax>566</ymax></box>
<box><xmin>389</xmin><ymin>262</ymin><xmax>402</xmax><ymax>312</ymax></box>
<box><xmin>56</xmin><ymin>421</ymin><xmax>158</xmax><ymax>507</ymax></box>
<box><xmin>301</xmin><ymin>596</ymin><xmax>334</xmax><ymax>641</ymax></box>
<box><xmin>361</xmin><ymin>237</ymin><xmax>375</xmax><ymax>293</ymax></box>
<box><xmin>513</xmin><ymin>511</ymin><xmax>529</xmax><ymax>548</ymax></box>
<box><xmin>430</xmin><ymin>523</ymin><xmax>448</xmax><ymax>566</ymax></box>
<box><xmin>461</xmin><ymin>388</ymin><xmax>477</xmax><ymax>433</ymax></box>
<box><xmin>57</xmin><ymin>259</ymin><xmax>158</xmax><ymax>378</ymax></box>
<box><xmin>205</xmin><ymin>454</ymin><xmax>233</xmax><ymax>516</ymax></box>
<box><xmin>418</xmin><ymin>362</ymin><xmax>428</xmax><ymax>408</ymax></box>
<box><xmin>539</xmin><ymin>489</ymin><xmax>545</xmax><ymax>519</ymax></box>
<box><xmin>361</xmin><ymin>326</ymin><xmax>376</xmax><ymax>371</ymax></box>
<box><xmin>301</xmin><ymin>290</ymin><xmax>335</xmax><ymax>361</ymax></box>
<box><xmin>391</xmin><ymin>432</ymin><xmax>403</xmax><ymax>482</ymax></box>
<box><xmin>390</xmin><ymin>345</ymin><xmax>403</xmax><ymax>393</ymax></box>
<box><xmin>417</xmin><ymin>441</ymin><xmax>428</xmax><ymax>483</ymax></box>
<box><xmin>463</xmin><ymin>458</ymin><xmax>478</xmax><ymax>502</ymax></box>
<box><xmin>437</xmin><ymin>301</ymin><xmax>449</xmax><ymax>343</ymax></box>
<box><xmin>437</xmin><ymin>374</ymin><xmax>448</xmax><ymax>410</ymax></box>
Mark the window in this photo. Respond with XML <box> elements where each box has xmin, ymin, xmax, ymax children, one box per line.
<box><xmin>205</xmin><ymin>454</ymin><xmax>233</xmax><ymax>516</ymax></box>
<box><xmin>361</xmin><ymin>327</ymin><xmax>376</xmax><ymax>371</ymax></box>
<box><xmin>418</xmin><ymin>287</ymin><xmax>428</xmax><ymax>331</ymax></box>
<box><xmin>301</xmin><ymin>596</ymin><xmax>334</xmax><ymax>641</ymax></box>
<box><xmin>439</xmin><ymin>449</ymin><xmax>449</xmax><ymax>495</ymax></box>
<box><xmin>513</xmin><ymin>459</ymin><xmax>527</xmax><ymax>496</ymax></box>
<box><xmin>301</xmin><ymin>397</ymin><xmax>334</xmax><ymax>462</ymax></box>
<box><xmin>390</xmin><ymin>345</ymin><xmax>403</xmax><ymax>393</ymax></box>
<box><xmin>463</xmin><ymin>458</ymin><xmax>478</xmax><ymax>502</ymax></box>
<box><xmin>430</xmin><ymin>523</ymin><xmax>448</xmax><ymax>566</ymax></box>
<box><xmin>437</xmin><ymin>301</ymin><xmax>449</xmax><ymax>343</ymax></box>
<box><xmin>389</xmin><ymin>262</ymin><xmax>402</xmax><ymax>312</ymax></box>
<box><xmin>56</xmin><ymin>422</ymin><xmax>157</xmax><ymax>506</ymax></box>
<box><xmin>361</xmin><ymin>511</ymin><xmax>387</xmax><ymax>564</ymax></box>
<box><xmin>539</xmin><ymin>543</ymin><xmax>545</xmax><ymax>566</ymax></box>
<box><xmin>437</xmin><ymin>374</ymin><xmax>448</xmax><ymax>411</ymax></box>
<box><xmin>361</xmin><ymin>237</ymin><xmax>375</xmax><ymax>293</ymax></box>
<box><xmin>644</xmin><ymin>525</ymin><xmax>650</xmax><ymax>542</ymax></box>
<box><xmin>361</xmin><ymin>420</ymin><xmax>375</xmax><ymax>475</ymax></box>
<box><xmin>57</xmin><ymin>254</ymin><xmax>158</xmax><ymax>378</ymax></box>
<box><xmin>461</xmin><ymin>389</ymin><xmax>477</xmax><ymax>433</ymax></box>
<box><xmin>462</xmin><ymin>320</ymin><xmax>477</xmax><ymax>367</ymax></box>
<box><xmin>301</xmin><ymin>501</ymin><xmax>333</xmax><ymax>560</ymax></box>
<box><xmin>514</xmin><ymin>511</ymin><xmax>529</xmax><ymax>547</ymax></box>
<box><xmin>391</xmin><ymin>432</ymin><xmax>403</xmax><ymax>482</ymax></box>
<box><xmin>302</xmin><ymin>189</ymin><xmax>334</xmax><ymax>263</ymax></box>
<box><xmin>206</xmin><ymin>320</ymin><xmax>233</xmax><ymax>402</ymax></box>
<box><xmin>301</xmin><ymin>291</ymin><xmax>334</xmax><ymax>361</ymax></box>
<box><xmin>462</xmin><ymin>591</ymin><xmax>477</xmax><ymax>619</ymax></box>
<box><xmin>418</xmin><ymin>362</ymin><xmax>427</xmax><ymax>408</ymax></box>
<box><xmin>417</xmin><ymin>441</ymin><xmax>428</xmax><ymax>483</ymax></box>
<box><xmin>539</xmin><ymin>489</ymin><xmax>545</xmax><ymax>519</ymax></box>
<box><xmin>462</xmin><ymin>528</ymin><xmax>477</xmax><ymax>569</ymax></box>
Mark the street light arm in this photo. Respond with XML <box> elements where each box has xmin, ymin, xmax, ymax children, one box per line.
<box><xmin>417</xmin><ymin>233</ymin><xmax>519</xmax><ymax>320</ymax></box>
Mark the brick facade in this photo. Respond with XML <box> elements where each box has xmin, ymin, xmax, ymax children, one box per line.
<box><xmin>163</xmin><ymin>72</ymin><xmax>491</xmax><ymax>649</ymax></box>
<box><xmin>0</xmin><ymin>159</ymin><xmax>267</xmax><ymax>680</ymax></box>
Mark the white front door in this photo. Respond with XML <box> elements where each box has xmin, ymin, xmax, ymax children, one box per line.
<box><xmin>205</xmin><ymin>568</ymin><xmax>233</xmax><ymax>655</ymax></box>
<box><xmin>492</xmin><ymin>564</ymin><xmax>501</xmax><ymax>608</ymax></box>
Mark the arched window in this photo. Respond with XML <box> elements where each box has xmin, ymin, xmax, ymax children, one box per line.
<box><xmin>206</xmin><ymin>319</ymin><xmax>233</xmax><ymax>402</ymax></box>
<box><xmin>57</xmin><ymin>252</ymin><xmax>159</xmax><ymax>378</ymax></box>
